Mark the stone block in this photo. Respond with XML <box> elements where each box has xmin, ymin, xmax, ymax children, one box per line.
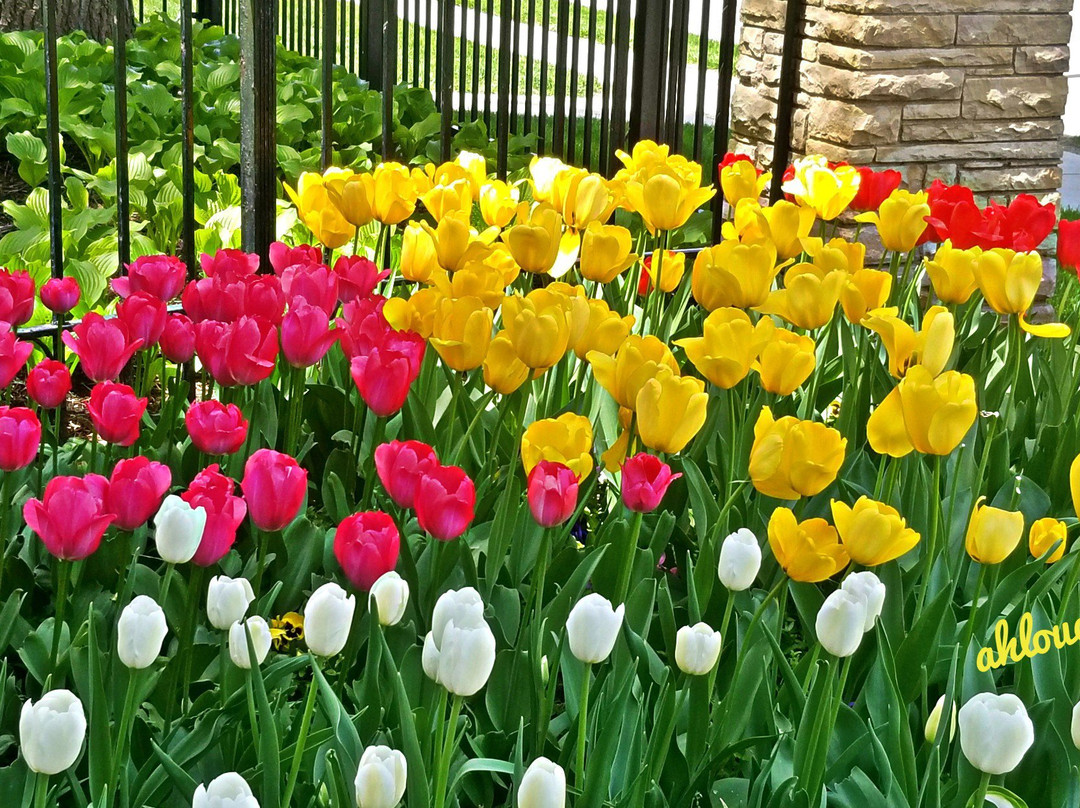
<box><xmin>957</xmin><ymin>14</ymin><xmax>1070</xmax><ymax>46</ymax></box>
<box><xmin>801</xmin><ymin>62</ymin><xmax>964</xmax><ymax>102</ymax></box>
<box><xmin>1015</xmin><ymin>46</ymin><xmax>1070</xmax><ymax>74</ymax></box>
<box><xmin>902</xmin><ymin>101</ymin><xmax>962</xmax><ymax>120</ymax></box>
<box><xmin>874</xmin><ymin>140</ymin><xmax>1062</xmax><ymax>162</ymax></box>
<box><xmin>962</xmin><ymin>76</ymin><xmax>1068</xmax><ymax>119</ymax></box>
<box><xmin>824</xmin><ymin>0</ymin><xmax>1069</xmax><ymax>12</ymax></box>
<box><xmin>957</xmin><ymin>165</ymin><xmax>1063</xmax><ymax>194</ymax></box>
<box><xmin>805</xmin><ymin>96</ymin><xmax>902</xmax><ymax>145</ymax></box>
<box><xmin>803</xmin><ymin>138</ymin><xmax>877</xmax><ymax>164</ymax></box>
<box><xmin>741</xmin><ymin>0</ymin><xmax>786</xmax><ymax>27</ymax></box>
<box><xmin>804</xmin><ymin>7</ymin><xmax>957</xmax><ymax>48</ymax></box>
<box><xmin>817</xmin><ymin>43</ymin><xmax>1014</xmax><ymax>72</ymax></box>
<box><xmin>901</xmin><ymin>118</ymin><xmax>1064</xmax><ymax>143</ymax></box>
<box><xmin>731</xmin><ymin>84</ymin><xmax>777</xmax><ymax>142</ymax></box>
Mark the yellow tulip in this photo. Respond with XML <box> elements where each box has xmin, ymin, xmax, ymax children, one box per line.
<box><xmin>645</xmin><ymin>250</ymin><xmax>686</xmax><ymax>293</ymax></box>
<box><xmin>422</xmin><ymin>179</ymin><xmax>473</xmax><ymax>222</ymax></box>
<box><xmin>675</xmin><ymin>308</ymin><xmax>774</xmax><ymax>389</ymax></box>
<box><xmin>753</xmin><ymin>328</ymin><xmax>816</xmax><ymax>395</ymax></box>
<box><xmin>551</xmin><ymin>168</ymin><xmax>617</xmax><ymax>230</ymax></box>
<box><xmin>973</xmin><ymin>248</ymin><xmax>1042</xmax><ymax>316</ymax></box>
<box><xmin>866</xmin><ymin>366</ymin><xmax>977</xmax><ymax>457</ymax></box>
<box><xmin>925</xmin><ymin>240</ymin><xmax>980</xmax><ymax>305</ymax></box>
<box><xmin>324</xmin><ymin>169</ymin><xmax>375</xmax><ymax>227</ymax></box>
<box><xmin>758</xmin><ymin>200</ymin><xmax>817</xmax><ymax>261</ymax></box>
<box><xmin>400</xmin><ymin>222</ymin><xmax>439</xmax><ymax>283</ymax></box>
<box><xmin>436</xmin><ymin>260</ymin><xmax>506</xmax><ymax>310</ymax></box>
<box><xmin>521</xmin><ymin>412</ymin><xmax>594</xmax><ymax>480</ymax></box>
<box><xmin>691</xmin><ymin>241</ymin><xmax>780</xmax><ymax>310</ymax></box>
<box><xmin>767</xmin><ymin>507</ymin><xmax>849</xmax><ymax>582</ymax></box>
<box><xmin>483</xmin><ymin>330</ymin><xmax>532</xmax><ymax>395</ymax></box>
<box><xmin>624</xmin><ymin>165</ymin><xmax>716</xmax><ymax>234</ymax></box>
<box><xmin>749</xmin><ymin>407</ymin><xmax>846</xmax><ymax>500</ymax></box>
<box><xmin>382</xmin><ymin>287</ymin><xmax>441</xmax><ymax>338</ymax></box>
<box><xmin>479</xmin><ymin>180</ymin><xmax>520</xmax><ymax>228</ymax></box>
<box><xmin>529</xmin><ymin>156</ymin><xmax>570</xmax><ymax>203</ymax></box>
<box><xmin>854</xmin><ymin>189</ymin><xmax>930</xmax><ymax>252</ymax></box>
<box><xmin>371</xmin><ymin>162</ymin><xmax>420</xmax><ymax>224</ymax></box>
<box><xmin>454</xmin><ymin>150</ymin><xmax>488</xmax><ymax>194</ymax></box>
<box><xmin>755</xmin><ymin>264</ymin><xmax>846</xmax><ymax>331</ymax></box>
<box><xmin>501</xmin><ymin>293</ymin><xmax>571</xmax><ymax>369</ymax></box>
<box><xmin>720</xmin><ymin>158</ymin><xmax>771</xmax><ymax>207</ymax></box>
<box><xmin>284</xmin><ymin>170</ymin><xmax>356</xmax><ymax>249</ymax></box>
<box><xmin>1071</xmin><ymin>452</ymin><xmax>1080</xmax><ymax>518</ymax></box>
<box><xmin>570</xmin><ymin>299</ymin><xmax>635</xmax><ymax>359</ymax></box>
<box><xmin>831</xmin><ymin>496</ymin><xmax>921</xmax><ymax>566</ymax></box>
<box><xmin>588</xmin><ymin>334</ymin><xmax>679</xmax><ymax>410</ymax></box>
<box><xmin>505</xmin><ymin>203</ymin><xmax>565</xmax><ymax>274</ymax></box>
<box><xmin>839</xmin><ymin>269</ymin><xmax>892</xmax><ymax>325</ymax></box>
<box><xmin>802</xmin><ymin>237</ymin><xmax>866</xmax><ymax>275</ymax></box>
<box><xmin>613</xmin><ymin>140</ymin><xmax>672</xmax><ymax>189</ymax></box>
<box><xmin>428</xmin><ymin>295</ymin><xmax>494</xmax><ymax>371</ymax></box>
<box><xmin>965</xmin><ymin>497</ymin><xmax>1024</xmax><ymax>564</ymax></box>
<box><xmin>601</xmin><ymin>407</ymin><xmax>634</xmax><ymax>472</ymax></box>
<box><xmin>635</xmin><ymin>366</ymin><xmax>708</xmax><ymax>454</ymax></box>
<box><xmin>1029</xmin><ymin>517</ymin><xmax>1067</xmax><ymax>563</ymax></box>
<box><xmin>781</xmin><ymin>155</ymin><xmax>861</xmax><ymax>221</ymax></box>
<box><xmin>579</xmin><ymin>222</ymin><xmax>638</xmax><ymax>283</ymax></box>
<box><xmin>862</xmin><ymin>305</ymin><xmax>954</xmax><ymax>378</ymax></box>
<box><xmin>420</xmin><ymin>211</ymin><xmax>498</xmax><ymax>273</ymax></box>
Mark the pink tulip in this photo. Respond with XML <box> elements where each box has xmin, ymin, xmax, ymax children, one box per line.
<box><xmin>24</xmin><ymin>474</ymin><xmax>114</xmax><ymax>560</ymax></box>
<box><xmin>106</xmin><ymin>456</ymin><xmax>172</xmax><ymax>531</ymax></box>
<box><xmin>281</xmin><ymin>263</ymin><xmax>339</xmax><ymax>316</ymax></box>
<box><xmin>181</xmin><ymin>464</ymin><xmax>248</xmax><ymax>566</ymax></box>
<box><xmin>0</xmin><ymin>323</ymin><xmax>32</xmax><ymax>389</ymax></box>
<box><xmin>182</xmin><ymin>277</ymin><xmax>244</xmax><ymax>323</ymax></box>
<box><xmin>334</xmin><ymin>255</ymin><xmax>389</xmax><ymax>303</ymax></box>
<box><xmin>0</xmin><ymin>406</ymin><xmax>41</xmax><ymax>471</ymax></box>
<box><xmin>333</xmin><ymin>510</ymin><xmax>400</xmax><ymax>591</ymax></box>
<box><xmin>281</xmin><ymin>302</ymin><xmax>339</xmax><ymax>368</ymax></box>
<box><xmin>40</xmin><ymin>277</ymin><xmax>81</xmax><ymax>314</ymax></box>
<box><xmin>374</xmin><ymin>440</ymin><xmax>440</xmax><ymax>510</ymax></box>
<box><xmin>185</xmin><ymin>400</ymin><xmax>248</xmax><ymax>455</ymax></box>
<box><xmin>62</xmin><ymin>313</ymin><xmax>143</xmax><ymax>382</ymax></box>
<box><xmin>527</xmin><ymin>461</ymin><xmax>579</xmax><ymax>528</ymax></box>
<box><xmin>269</xmin><ymin>242</ymin><xmax>323</xmax><ymax>275</ymax></box>
<box><xmin>621</xmin><ymin>453</ymin><xmax>682</xmax><ymax>513</ymax></box>
<box><xmin>116</xmin><ymin>291</ymin><xmax>167</xmax><ymax>347</ymax></box>
<box><xmin>87</xmin><ymin>381</ymin><xmax>147</xmax><ymax>446</ymax></box>
<box><xmin>194</xmin><ymin>316</ymin><xmax>279</xmax><ymax>387</ymax></box>
<box><xmin>350</xmin><ymin>330</ymin><xmax>426</xmax><ymax>417</ymax></box>
<box><xmin>26</xmin><ymin>359</ymin><xmax>71</xmax><ymax>409</ymax></box>
<box><xmin>200</xmin><ymin>249</ymin><xmax>260</xmax><ymax>281</ymax></box>
<box><xmin>0</xmin><ymin>268</ymin><xmax>35</xmax><ymax>327</ymax></box>
<box><xmin>241</xmin><ymin>275</ymin><xmax>286</xmax><ymax>325</ymax></box>
<box><xmin>415</xmin><ymin>464</ymin><xmax>475</xmax><ymax>541</ymax></box>
<box><xmin>241</xmin><ymin>448</ymin><xmax>308</xmax><ymax>532</ymax></box>
<box><xmin>113</xmin><ymin>254</ymin><xmax>186</xmax><ymax>301</ymax></box>
<box><xmin>160</xmin><ymin>314</ymin><xmax>196</xmax><ymax>363</ymax></box>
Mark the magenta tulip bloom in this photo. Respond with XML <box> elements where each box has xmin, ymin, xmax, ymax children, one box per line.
<box><xmin>194</xmin><ymin>316</ymin><xmax>279</xmax><ymax>387</ymax></box>
<box><xmin>0</xmin><ymin>323</ymin><xmax>32</xmax><ymax>389</ymax></box>
<box><xmin>26</xmin><ymin>359</ymin><xmax>71</xmax><ymax>409</ymax></box>
<box><xmin>241</xmin><ymin>275</ymin><xmax>286</xmax><ymax>325</ymax></box>
<box><xmin>621</xmin><ymin>453</ymin><xmax>682</xmax><ymax>513</ymax></box>
<box><xmin>186</xmin><ymin>400</ymin><xmax>249</xmax><ymax>455</ymax></box>
<box><xmin>527</xmin><ymin>460</ymin><xmax>579</xmax><ymax>528</ymax></box>
<box><xmin>334</xmin><ymin>255</ymin><xmax>389</xmax><ymax>303</ymax></box>
<box><xmin>181</xmin><ymin>464</ymin><xmax>248</xmax><ymax>566</ymax></box>
<box><xmin>0</xmin><ymin>406</ymin><xmax>41</xmax><ymax>471</ymax></box>
<box><xmin>87</xmin><ymin>381</ymin><xmax>147</xmax><ymax>447</ymax></box>
<box><xmin>200</xmin><ymin>249</ymin><xmax>260</xmax><ymax>282</ymax></box>
<box><xmin>374</xmin><ymin>440</ymin><xmax>440</xmax><ymax>510</ymax></box>
<box><xmin>116</xmin><ymin>291</ymin><xmax>167</xmax><ymax>347</ymax></box>
<box><xmin>106</xmin><ymin>456</ymin><xmax>173</xmax><ymax>531</ymax></box>
<box><xmin>241</xmin><ymin>448</ymin><xmax>308</xmax><ymax>532</ymax></box>
<box><xmin>160</xmin><ymin>314</ymin><xmax>196</xmax><ymax>363</ymax></box>
<box><xmin>62</xmin><ymin>313</ymin><xmax>143</xmax><ymax>382</ymax></box>
<box><xmin>24</xmin><ymin>474</ymin><xmax>114</xmax><ymax>560</ymax></box>
<box><xmin>415</xmin><ymin>464</ymin><xmax>475</xmax><ymax>541</ymax></box>
<box><xmin>0</xmin><ymin>268</ymin><xmax>35</xmax><ymax>327</ymax></box>
<box><xmin>182</xmin><ymin>277</ymin><xmax>244</xmax><ymax>323</ymax></box>
<box><xmin>350</xmin><ymin>330</ymin><xmax>426</xmax><ymax>417</ymax></box>
<box><xmin>333</xmin><ymin>510</ymin><xmax>401</xmax><ymax>591</ymax></box>
<box><xmin>113</xmin><ymin>254</ymin><xmax>186</xmax><ymax>301</ymax></box>
<box><xmin>281</xmin><ymin>302</ymin><xmax>339</xmax><ymax>368</ymax></box>
<box><xmin>269</xmin><ymin>241</ymin><xmax>323</xmax><ymax>275</ymax></box>
<box><xmin>40</xmin><ymin>277</ymin><xmax>81</xmax><ymax>314</ymax></box>
<box><xmin>281</xmin><ymin>262</ymin><xmax>339</xmax><ymax>316</ymax></box>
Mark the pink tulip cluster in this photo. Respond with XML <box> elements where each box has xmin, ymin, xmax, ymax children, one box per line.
<box><xmin>374</xmin><ymin>440</ymin><xmax>476</xmax><ymax>541</ymax></box>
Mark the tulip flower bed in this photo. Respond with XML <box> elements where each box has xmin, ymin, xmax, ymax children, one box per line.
<box><xmin>3</xmin><ymin>144</ymin><xmax>1080</xmax><ymax>808</ymax></box>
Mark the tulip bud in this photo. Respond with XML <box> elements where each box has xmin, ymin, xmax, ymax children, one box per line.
<box><xmin>620</xmin><ymin>452</ymin><xmax>681</xmax><ymax>513</ymax></box>
<box><xmin>304</xmin><ymin>582</ymin><xmax>356</xmax><ymax>657</ymax></box>
<box><xmin>958</xmin><ymin>692</ymin><xmax>1034</xmax><ymax>775</ymax></box>
<box><xmin>814</xmin><ymin>590</ymin><xmax>867</xmax><ymax>658</ymax></box>
<box><xmin>540</xmin><ymin>655</ymin><xmax>550</xmax><ymax>685</ymax></box>
<box><xmin>229</xmin><ymin>616</ymin><xmax>272</xmax><ymax>669</ymax></box>
<box><xmin>925</xmin><ymin>695</ymin><xmax>956</xmax><ymax>744</ymax></box>
<box><xmin>1072</xmin><ymin>701</ymin><xmax>1080</xmax><ymax>751</ymax></box>
<box><xmin>153</xmin><ymin>495</ymin><xmax>208</xmax><ymax>564</ymax></box>
<box><xmin>354</xmin><ymin>745</ymin><xmax>407</xmax><ymax>808</ymax></box>
<box><xmin>193</xmin><ymin>772</ymin><xmax>260</xmax><ymax>808</ymax></box>
<box><xmin>117</xmin><ymin>595</ymin><xmax>168</xmax><ymax>670</ymax></box>
<box><xmin>675</xmin><ymin>622</ymin><xmax>722</xmax><ymax>676</ymax></box>
<box><xmin>19</xmin><ymin>690</ymin><xmax>86</xmax><ymax>775</ymax></box>
<box><xmin>840</xmin><ymin>571</ymin><xmax>886</xmax><ymax>633</ymax></box>
<box><xmin>566</xmin><ymin>593</ymin><xmax>624</xmax><ymax>664</ymax></box>
<box><xmin>40</xmin><ymin>276</ymin><xmax>80</xmax><ymax>314</ymax></box>
<box><xmin>527</xmin><ymin>460</ymin><xmax>579</xmax><ymax>527</ymax></box>
<box><xmin>207</xmin><ymin>575</ymin><xmax>256</xmax><ymax>630</ymax></box>
<box><xmin>518</xmin><ymin>757</ymin><xmax>566</xmax><ymax>808</ymax></box>
<box><xmin>423</xmin><ymin>587</ymin><xmax>496</xmax><ymax>696</ymax></box>
<box><xmin>717</xmin><ymin>528</ymin><xmax>761</xmax><ymax>591</ymax></box>
<box><xmin>241</xmin><ymin>449</ymin><xmax>308</xmax><ymax>532</ymax></box>
<box><xmin>369</xmin><ymin>571</ymin><xmax>409</xmax><ymax>626</ymax></box>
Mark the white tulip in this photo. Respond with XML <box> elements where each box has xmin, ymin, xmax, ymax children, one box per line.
<box><xmin>19</xmin><ymin>690</ymin><xmax>86</xmax><ymax>775</ymax></box>
<box><xmin>814</xmin><ymin>590</ymin><xmax>867</xmax><ymax>658</ymax></box>
<box><xmin>840</xmin><ymin>571</ymin><xmax>886</xmax><ymax>632</ymax></box>
<box><xmin>354</xmin><ymin>745</ymin><xmax>407</xmax><ymax>808</ymax></box>
<box><xmin>675</xmin><ymin>622</ymin><xmax>722</xmax><ymax>676</ymax></box>
<box><xmin>153</xmin><ymin>495</ymin><xmax>207</xmax><ymax>564</ymax></box>
<box><xmin>958</xmin><ymin>692</ymin><xmax>1035</xmax><ymax>775</ymax></box>
<box><xmin>423</xmin><ymin>587</ymin><xmax>496</xmax><ymax>696</ymax></box>
<box><xmin>207</xmin><ymin>575</ymin><xmax>255</xmax><ymax>630</ymax></box>
<box><xmin>925</xmin><ymin>695</ymin><xmax>956</xmax><ymax>744</ymax></box>
<box><xmin>304</xmin><ymin>582</ymin><xmax>356</xmax><ymax>657</ymax></box>
<box><xmin>1072</xmin><ymin>701</ymin><xmax>1080</xmax><ymax>751</ymax></box>
<box><xmin>228</xmin><ymin>616</ymin><xmax>272</xmax><ymax>669</ymax></box>
<box><xmin>518</xmin><ymin>756</ymin><xmax>566</xmax><ymax>808</ymax></box>
<box><xmin>192</xmin><ymin>772</ymin><xmax>260</xmax><ymax>808</ymax></box>
<box><xmin>566</xmin><ymin>593</ymin><xmax>625</xmax><ymax>664</ymax></box>
<box><xmin>717</xmin><ymin>528</ymin><xmax>761</xmax><ymax>591</ymax></box>
<box><xmin>370</xmin><ymin>571</ymin><xmax>409</xmax><ymax>626</ymax></box>
<box><xmin>117</xmin><ymin>595</ymin><xmax>168</xmax><ymax>670</ymax></box>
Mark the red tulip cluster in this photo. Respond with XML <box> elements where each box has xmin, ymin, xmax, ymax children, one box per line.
<box><xmin>922</xmin><ymin>182</ymin><xmax>1056</xmax><ymax>252</ymax></box>
<box><xmin>344</xmin><ymin>297</ymin><xmax>426</xmax><ymax>417</ymax></box>
<box><xmin>375</xmin><ymin>440</ymin><xmax>476</xmax><ymax>540</ymax></box>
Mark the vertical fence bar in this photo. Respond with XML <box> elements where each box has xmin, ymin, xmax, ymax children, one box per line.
<box><xmin>566</xmin><ymin>0</ymin><xmax>581</xmax><ymax>163</ymax></box>
<box><xmin>714</xmin><ymin>0</ymin><xmax>738</xmax><ymax>179</ymax></box>
<box><xmin>426</xmin><ymin>0</ymin><xmax>434</xmax><ymax>90</ymax></box>
<box><xmin>239</xmin><ymin>0</ymin><xmax>277</xmax><ymax>270</ymax></box>
<box><xmin>401</xmin><ymin>0</ymin><xmax>410</xmax><ymax>83</ymax></box>
<box><xmin>383</xmin><ymin>0</ymin><xmax>396</xmax><ymax>160</ymax></box>
<box><xmin>628</xmin><ymin>0</ymin><xmax>665</xmax><ymax>144</ymax></box>
<box><xmin>458</xmin><ymin>1</ymin><xmax>467</xmax><ymax>120</ymax></box>
<box><xmin>483</xmin><ymin>0</ymin><xmax>494</xmax><ymax>131</ymax></box>
<box><xmin>180</xmin><ymin>0</ymin><xmax>196</xmax><ymax>279</ymax></box>
<box><xmin>496</xmin><ymin>0</ymin><xmax>512</xmax><ymax>176</ymax></box>
<box><xmin>770</xmin><ymin>0</ymin><xmax>803</xmax><ymax>202</ymax></box>
<box><xmin>552</xmin><ymin>0</ymin><xmax>568</xmax><ymax>159</ymax></box>
<box><xmin>582</xmin><ymin>0</ymin><xmax>597</xmax><ymax>170</ymax></box>
<box><xmin>606</xmin><ymin>0</ymin><xmax>631</xmax><ymax>174</ymax></box>
<box><xmin>470</xmin><ymin>0</ymin><xmax>481</xmax><ymax>119</ymax></box>
<box><xmin>692</xmin><ymin>0</ymin><xmax>712</xmax><ymax>163</ymax></box>
<box><xmin>438</xmin><ymin>0</ymin><xmax>455</xmax><ymax>159</ymax></box>
<box><xmin>323</xmin><ymin>0</ymin><xmax>337</xmax><ymax>170</ymax></box>
<box><xmin>42</xmin><ymin>0</ymin><xmax>64</xmax><ymax>364</ymax></box>
<box><xmin>667</xmin><ymin>0</ymin><xmax>690</xmax><ymax>150</ymax></box>
<box><xmin>538</xmin><ymin>0</ymin><xmax>550</xmax><ymax>152</ymax></box>
<box><xmin>114</xmin><ymin>0</ymin><xmax>131</xmax><ymax>270</ymax></box>
<box><xmin>509</xmin><ymin>0</ymin><xmax>520</xmax><ymax>141</ymax></box>
<box><xmin>598</xmin><ymin>0</ymin><xmax>614</xmax><ymax>170</ymax></box>
<box><xmin>523</xmin><ymin>0</ymin><xmax>535</xmax><ymax>137</ymax></box>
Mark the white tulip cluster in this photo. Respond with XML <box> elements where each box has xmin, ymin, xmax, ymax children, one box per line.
<box><xmin>422</xmin><ymin>587</ymin><xmax>496</xmax><ymax>696</ymax></box>
<box><xmin>815</xmin><ymin>571</ymin><xmax>886</xmax><ymax>658</ymax></box>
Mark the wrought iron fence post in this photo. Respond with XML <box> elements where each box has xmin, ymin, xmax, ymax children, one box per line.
<box><xmin>438</xmin><ymin>0</ymin><xmax>455</xmax><ymax>161</ymax></box>
<box><xmin>239</xmin><ymin>0</ymin><xmax>277</xmax><ymax>271</ymax></box>
<box><xmin>496</xmin><ymin>0</ymin><xmax>513</xmax><ymax>177</ymax></box>
<box><xmin>628</xmin><ymin>0</ymin><xmax>667</xmax><ymax>145</ymax></box>
<box><xmin>180</xmin><ymin>0</ymin><xmax>197</xmax><ymax>277</ymax></box>
<box><xmin>322</xmin><ymin>0</ymin><xmax>336</xmax><ymax>171</ymax></box>
<box><xmin>382</xmin><ymin>0</ymin><xmax>397</xmax><ymax>161</ymax></box>
<box><xmin>115</xmin><ymin>0</ymin><xmax>131</xmax><ymax>270</ymax></box>
<box><xmin>770</xmin><ymin>0</ymin><xmax>805</xmax><ymax>202</ymax></box>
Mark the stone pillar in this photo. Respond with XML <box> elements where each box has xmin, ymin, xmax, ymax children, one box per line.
<box><xmin>731</xmin><ymin>0</ymin><xmax>1072</xmax><ymax>205</ymax></box>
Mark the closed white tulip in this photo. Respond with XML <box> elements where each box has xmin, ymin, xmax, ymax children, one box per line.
<box><xmin>117</xmin><ymin>595</ymin><xmax>168</xmax><ymax>670</ymax></box>
<box><xmin>228</xmin><ymin>616</ymin><xmax>272</xmax><ymax>669</ymax></box>
<box><xmin>304</xmin><ymin>582</ymin><xmax>356</xmax><ymax>657</ymax></box>
<box><xmin>840</xmin><ymin>571</ymin><xmax>886</xmax><ymax>632</ymax></box>
<box><xmin>815</xmin><ymin>590</ymin><xmax>867</xmax><ymax>658</ymax></box>
<box><xmin>1072</xmin><ymin>701</ymin><xmax>1080</xmax><ymax>751</ymax></box>
<box><xmin>369</xmin><ymin>571</ymin><xmax>409</xmax><ymax>626</ymax></box>
<box><xmin>423</xmin><ymin>587</ymin><xmax>496</xmax><ymax>696</ymax></box>
<box><xmin>207</xmin><ymin>575</ymin><xmax>255</xmax><ymax>630</ymax></box>
<box><xmin>153</xmin><ymin>495</ymin><xmax>207</xmax><ymax>564</ymax></box>
<box><xmin>19</xmin><ymin>690</ymin><xmax>86</xmax><ymax>775</ymax></box>
<box><xmin>717</xmin><ymin>528</ymin><xmax>761</xmax><ymax>591</ymax></box>
<box><xmin>518</xmin><ymin>756</ymin><xmax>566</xmax><ymax>808</ymax></box>
<box><xmin>566</xmin><ymin>593</ymin><xmax>624</xmax><ymax>664</ymax></box>
<box><xmin>675</xmin><ymin>622</ymin><xmax>722</xmax><ymax>676</ymax></box>
<box><xmin>354</xmin><ymin>745</ymin><xmax>407</xmax><ymax>808</ymax></box>
<box><xmin>925</xmin><ymin>695</ymin><xmax>956</xmax><ymax>744</ymax></box>
<box><xmin>193</xmin><ymin>772</ymin><xmax>260</xmax><ymax>808</ymax></box>
<box><xmin>958</xmin><ymin>692</ymin><xmax>1034</xmax><ymax>775</ymax></box>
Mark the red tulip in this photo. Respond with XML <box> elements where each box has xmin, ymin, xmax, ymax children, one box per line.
<box><xmin>87</xmin><ymin>381</ymin><xmax>147</xmax><ymax>446</ymax></box>
<box><xmin>241</xmin><ymin>275</ymin><xmax>286</xmax><ymax>325</ymax></box>
<box><xmin>194</xmin><ymin>316</ymin><xmax>279</xmax><ymax>387</ymax></box>
<box><xmin>334</xmin><ymin>255</ymin><xmax>389</xmax><ymax>303</ymax></box>
<box><xmin>269</xmin><ymin>241</ymin><xmax>323</xmax><ymax>275</ymax></box>
<box><xmin>281</xmin><ymin>302</ymin><xmax>339</xmax><ymax>368</ymax></box>
<box><xmin>0</xmin><ymin>323</ymin><xmax>32</xmax><ymax>388</ymax></box>
<box><xmin>0</xmin><ymin>406</ymin><xmax>41</xmax><ymax>471</ymax></box>
<box><xmin>241</xmin><ymin>448</ymin><xmax>308</xmax><ymax>532</ymax></box>
<box><xmin>185</xmin><ymin>400</ymin><xmax>248</xmax><ymax>455</ymax></box>
<box><xmin>719</xmin><ymin>152</ymin><xmax>756</xmax><ymax>171</ymax></box>
<box><xmin>113</xmin><ymin>254</ymin><xmax>187</xmax><ymax>301</ymax></box>
<box><xmin>350</xmin><ymin>330</ymin><xmax>426</xmax><ymax>417</ymax></box>
<box><xmin>116</xmin><ymin>291</ymin><xmax>167</xmax><ymax>347</ymax></box>
<box><xmin>26</xmin><ymin>359</ymin><xmax>71</xmax><ymax>409</ymax></box>
<box><xmin>160</xmin><ymin>314</ymin><xmax>196</xmax><ymax>363</ymax></box>
<box><xmin>1059</xmin><ymin>219</ymin><xmax>1080</xmax><ymax>274</ymax></box>
<box><xmin>338</xmin><ymin>296</ymin><xmax>389</xmax><ymax>359</ymax></box>
<box><xmin>181</xmin><ymin>464</ymin><xmax>248</xmax><ymax>566</ymax></box>
<box><xmin>62</xmin><ymin>313</ymin><xmax>143</xmax><ymax>382</ymax></box>
<box><xmin>40</xmin><ymin>277</ymin><xmax>81</xmax><ymax>314</ymax></box>
<box><xmin>991</xmin><ymin>194</ymin><xmax>1056</xmax><ymax>252</ymax></box>
<box><xmin>0</xmin><ymin>268</ymin><xmax>35</xmax><ymax>327</ymax></box>
<box><xmin>200</xmin><ymin>249</ymin><xmax>260</xmax><ymax>281</ymax></box>
<box><xmin>106</xmin><ymin>456</ymin><xmax>172</xmax><ymax>530</ymax></box>
<box><xmin>415</xmin><ymin>464</ymin><xmax>475</xmax><ymax>540</ymax></box>
<box><xmin>621</xmin><ymin>452</ymin><xmax>682</xmax><ymax>513</ymax></box>
<box><xmin>182</xmin><ymin>277</ymin><xmax>244</xmax><ymax>323</ymax></box>
<box><xmin>850</xmin><ymin>167</ymin><xmax>902</xmax><ymax>213</ymax></box>
<box><xmin>374</xmin><ymin>439</ymin><xmax>440</xmax><ymax>509</ymax></box>
<box><xmin>23</xmin><ymin>474</ymin><xmax>114</xmax><ymax>560</ymax></box>
<box><xmin>333</xmin><ymin>510</ymin><xmax>401</xmax><ymax>591</ymax></box>
<box><xmin>924</xmin><ymin>180</ymin><xmax>980</xmax><ymax>247</ymax></box>
<box><xmin>527</xmin><ymin>460</ymin><xmax>579</xmax><ymax>527</ymax></box>
<box><xmin>281</xmin><ymin>262</ymin><xmax>339</xmax><ymax>316</ymax></box>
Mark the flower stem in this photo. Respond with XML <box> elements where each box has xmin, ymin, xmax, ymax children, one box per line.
<box><xmin>48</xmin><ymin>560</ymin><xmax>70</xmax><ymax>683</ymax></box>
<box><xmin>575</xmin><ymin>662</ymin><xmax>592</xmax><ymax>790</ymax></box>
<box><xmin>914</xmin><ymin>454</ymin><xmax>943</xmax><ymax>619</ymax></box>
<box><xmin>970</xmin><ymin>771</ymin><xmax>992</xmax><ymax>808</ymax></box>
<box><xmin>613</xmin><ymin>510</ymin><xmax>645</xmax><ymax>605</ymax></box>
<box><xmin>104</xmin><ymin>669</ymin><xmax>140</xmax><ymax>807</ymax></box>
<box><xmin>33</xmin><ymin>772</ymin><xmax>49</xmax><ymax>808</ymax></box>
<box><xmin>433</xmin><ymin>693</ymin><xmax>463</xmax><ymax>808</ymax></box>
<box><xmin>282</xmin><ymin>657</ymin><xmax>320</xmax><ymax>808</ymax></box>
